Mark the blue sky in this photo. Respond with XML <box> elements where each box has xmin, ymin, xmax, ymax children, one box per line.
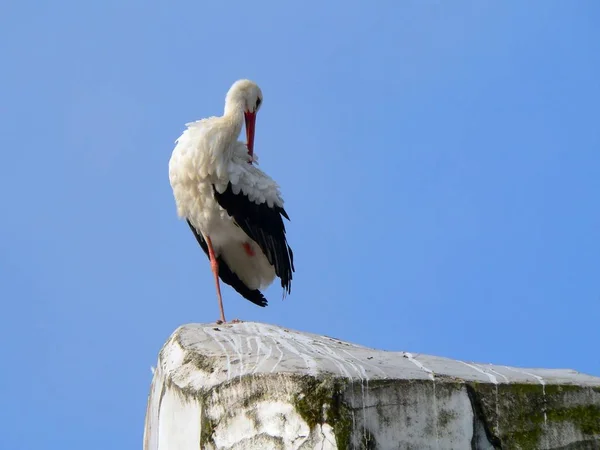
<box><xmin>1</xmin><ymin>1</ymin><xmax>599</xmax><ymax>448</ymax></box>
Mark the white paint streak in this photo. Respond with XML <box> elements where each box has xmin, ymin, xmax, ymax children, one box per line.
<box><xmin>336</xmin><ymin>349</ymin><xmax>364</xmax><ymax>381</ymax></box>
<box><xmin>485</xmin><ymin>365</ymin><xmax>509</xmax><ymax>434</ymax></box>
<box><xmin>340</xmin><ymin>348</ymin><xmax>387</xmax><ymax>378</ymax></box>
<box><xmin>251</xmin><ymin>335</ymin><xmax>262</xmax><ymax>374</ymax></box>
<box><xmin>404</xmin><ymin>352</ymin><xmax>435</xmax><ymax>380</ymax></box>
<box><xmin>203</xmin><ymin>327</ymin><xmax>231</xmax><ymax>380</ymax></box>
<box><xmin>269</xmin><ymin>327</ymin><xmax>319</xmax><ymax>375</ymax></box>
<box><xmin>310</xmin><ymin>340</ymin><xmax>353</xmax><ymax>379</ymax></box>
<box><xmin>460</xmin><ymin>361</ymin><xmax>498</xmax><ymax>384</ymax></box>
<box><xmin>222</xmin><ymin>332</ymin><xmax>245</xmax><ymax>379</ymax></box>
<box><xmin>270</xmin><ymin>337</ymin><xmax>284</xmax><ymax>373</ymax></box>
<box><xmin>486</xmin><ymin>366</ymin><xmax>510</xmax><ymax>383</ymax></box>
<box><xmin>243</xmin><ymin>323</ymin><xmax>263</xmax><ymax>374</ymax></box>
<box><xmin>432</xmin><ymin>379</ymin><xmax>440</xmax><ymax>450</ymax></box>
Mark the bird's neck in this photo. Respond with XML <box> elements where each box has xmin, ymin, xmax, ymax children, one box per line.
<box><xmin>222</xmin><ymin>100</ymin><xmax>245</xmax><ymax>140</ymax></box>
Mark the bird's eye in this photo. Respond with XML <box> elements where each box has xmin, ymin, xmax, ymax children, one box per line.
<box><xmin>255</xmin><ymin>98</ymin><xmax>262</xmax><ymax>110</ymax></box>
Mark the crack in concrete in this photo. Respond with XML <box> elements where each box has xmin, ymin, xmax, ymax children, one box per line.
<box><xmin>466</xmin><ymin>384</ymin><xmax>502</xmax><ymax>450</ymax></box>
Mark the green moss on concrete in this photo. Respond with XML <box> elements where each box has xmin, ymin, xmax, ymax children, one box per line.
<box><xmin>292</xmin><ymin>375</ymin><xmax>353</xmax><ymax>450</ymax></box>
<box><xmin>506</xmin><ymin>428</ymin><xmax>543</xmax><ymax>450</ymax></box>
<box><xmin>200</xmin><ymin>402</ymin><xmax>217</xmax><ymax>447</ymax></box>
<box><xmin>547</xmin><ymin>405</ymin><xmax>600</xmax><ymax>436</ymax></box>
<box><xmin>433</xmin><ymin>382</ymin><xmax>465</xmax><ymax>431</ymax></box>
<box><xmin>438</xmin><ymin>409</ymin><xmax>458</xmax><ymax>429</ymax></box>
<box><xmin>328</xmin><ymin>388</ymin><xmax>354</xmax><ymax>450</ymax></box>
<box><xmin>470</xmin><ymin>382</ymin><xmax>600</xmax><ymax>449</ymax></box>
<box><xmin>471</xmin><ymin>382</ymin><xmax>544</xmax><ymax>448</ymax></box>
<box><xmin>497</xmin><ymin>383</ymin><xmax>546</xmax><ymax>449</ymax></box>
<box><xmin>292</xmin><ymin>376</ymin><xmax>333</xmax><ymax>429</ymax></box>
<box><xmin>241</xmin><ymin>383</ymin><xmax>268</xmax><ymax>408</ymax></box>
<box><xmin>182</xmin><ymin>351</ymin><xmax>217</xmax><ymax>374</ymax></box>
<box><xmin>245</xmin><ymin>408</ymin><xmax>262</xmax><ymax>430</ymax></box>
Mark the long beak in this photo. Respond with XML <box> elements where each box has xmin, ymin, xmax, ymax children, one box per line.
<box><xmin>244</xmin><ymin>111</ymin><xmax>256</xmax><ymax>161</ymax></box>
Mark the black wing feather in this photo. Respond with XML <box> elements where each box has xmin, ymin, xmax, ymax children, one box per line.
<box><xmin>186</xmin><ymin>219</ymin><xmax>268</xmax><ymax>307</ymax></box>
<box><xmin>212</xmin><ymin>182</ymin><xmax>295</xmax><ymax>295</ymax></box>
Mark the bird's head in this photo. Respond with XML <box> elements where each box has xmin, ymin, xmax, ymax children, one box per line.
<box><xmin>225</xmin><ymin>79</ymin><xmax>263</xmax><ymax>159</ymax></box>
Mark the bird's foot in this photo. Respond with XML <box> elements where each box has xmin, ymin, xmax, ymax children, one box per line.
<box><xmin>214</xmin><ymin>319</ymin><xmax>243</xmax><ymax>325</ymax></box>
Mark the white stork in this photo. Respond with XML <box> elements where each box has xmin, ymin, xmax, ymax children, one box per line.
<box><xmin>168</xmin><ymin>79</ymin><xmax>295</xmax><ymax>323</ymax></box>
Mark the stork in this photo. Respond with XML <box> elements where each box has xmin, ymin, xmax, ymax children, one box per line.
<box><xmin>168</xmin><ymin>79</ymin><xmax>295</xmax><ymax>323</ymax></box>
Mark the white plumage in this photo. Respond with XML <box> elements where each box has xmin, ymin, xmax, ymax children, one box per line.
<box><xmin>168</xmin><ymin>79</ymin><xmax>294</xmax><ymax>323</ymax></box>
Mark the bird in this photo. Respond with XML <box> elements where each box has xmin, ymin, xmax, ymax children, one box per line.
<box><xmin>168</xmin><ymin>79</ymin><xmax>295</xmax><ymax>324</ymax></box>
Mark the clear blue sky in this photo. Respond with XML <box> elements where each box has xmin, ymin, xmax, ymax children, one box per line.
<box><xmin>1</xmin><ymin>1</ymin><xmax>599</xmax><ymax>448</ymax></box>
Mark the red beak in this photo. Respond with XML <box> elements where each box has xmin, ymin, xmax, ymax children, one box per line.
<box><xmin>244</xmin><ymin>111</ymin><xmax>256</xmax><ymax>162</ymax></box>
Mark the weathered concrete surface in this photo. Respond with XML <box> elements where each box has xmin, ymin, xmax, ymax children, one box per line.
<box><xmin>144</xmin><ymin>322</ymin><xmax>600</xmax><ymax>450</ymax></box>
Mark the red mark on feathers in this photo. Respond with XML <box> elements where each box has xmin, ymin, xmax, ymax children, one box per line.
<box><xmin>242</xmin><ymin>242</ymin><xmax>255</xmax><ymax>257</ymax></box>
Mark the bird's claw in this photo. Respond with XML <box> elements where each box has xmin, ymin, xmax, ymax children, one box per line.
<box><xmin>215</xmin><ymin>319</ymin><xmax>243</xmax><ymax>325</ymax></box>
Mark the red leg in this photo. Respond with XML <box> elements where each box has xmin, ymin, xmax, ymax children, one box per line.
<box><xmin>205</xmin><ymin>236</ymin><xmax>226</xmax><ymax>324</ymax></box>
